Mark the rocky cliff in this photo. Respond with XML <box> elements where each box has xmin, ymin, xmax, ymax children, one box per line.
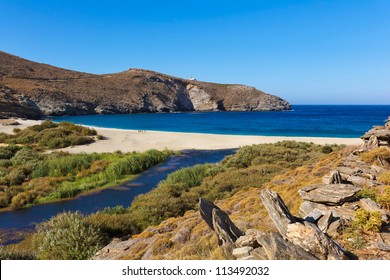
<box><xmin>0</xmin><ymin>51</ymin><xmax>290</xmax><ymax>119</ymax></box>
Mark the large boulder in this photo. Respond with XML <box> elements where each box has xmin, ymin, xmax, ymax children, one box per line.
<box><xmin>298</xmin><ymin>184</ymin><xmax>361</xmax><ymax>206</ymax></box>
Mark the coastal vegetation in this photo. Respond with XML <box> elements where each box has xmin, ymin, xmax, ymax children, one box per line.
<box><xmin>1</xmin><ymin>141</ymin><xmax>342</xmax><ymax>259</ymax></box>
<box><xmin>0</xmin><ymin>120</ymin><xmax>97</xmax><ymax>148</ymax></box>
<box><xmin>0</xmin><ymin>121</ymin><xmax>171</xmax><ymax>209</ymax></box>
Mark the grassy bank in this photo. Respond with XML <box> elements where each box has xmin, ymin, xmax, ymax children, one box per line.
<box><xmin>0</xmin><ymin>121</ymin><xmax>172</xmax><ymax>209</ymax></box>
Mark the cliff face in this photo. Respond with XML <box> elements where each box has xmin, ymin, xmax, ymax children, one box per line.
<box><xmin>0</xmin><ymin>51</ymin><xmax>290</xmax><ymax>119</ymax></box>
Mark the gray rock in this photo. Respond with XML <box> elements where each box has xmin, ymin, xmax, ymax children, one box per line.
<box><xmin>235</xmin><ymin>229</ymin><xmax>261</xmax><ymax>248</ymax></box>
<box><xmin>326</xmin><ymin>219</ymin><xmax>343</xmax><ymax>238</ymax></box>
<box><xmin>256</xmin><ymin>232</ymin><xmax>318</xmax><ymax>260</ymax></box>
<box><xmin>298</xmin><ymin>184</ymin><xmax>361</xmax><ymax>206</ymax></box>
<box><xmin>251</xmin><ymin>247</ymin><xmax>269</xmax><ymax>260</ymax></box>
<box><xmin>232</xmin><ymin>246</ymin><xmax>253</xmax><ymax>259</ymax></box>
<box><xmin>199</xmin><ymin>198</ymin><xmax>243</xmax><ymax>259</ymax></box>
<box><xmin>317</xmin><ymin>211</ymin><xmax>334</xmax><ymax>232</ymax></box>
<box><xmin>299</xmin><ymin>201</ymin><xmax>329</xmax><ymax>217</ymax></box>
<box><xmin>260</xmin><ymin>189</ymin><xmax>296</xmax><ymax>238</ymax></box>
<box><xmin>287</xmin><ymin>222</ymin><xmax>349</xmax><ymax>260</ymax></box>
<box><xmin>304</xmin><ymin>208</ymin><xmax>324</xmax><ymax>223</ymax></box>
<box><xmin>346</xmin><ymin>175</ymin><xmax>369</xmax><ymax>187</ymax></box>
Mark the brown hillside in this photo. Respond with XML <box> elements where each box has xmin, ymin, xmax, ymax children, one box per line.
<box><xmin>0</xmin><ymin>51</ymin><xmax>290</xmax><ymax>119</ymax></box>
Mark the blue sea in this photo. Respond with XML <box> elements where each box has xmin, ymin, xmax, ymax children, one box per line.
<box><xmin>52</xmin><ymin>105</ymin><xmax>390</xmax><ymax>138</ymax></box>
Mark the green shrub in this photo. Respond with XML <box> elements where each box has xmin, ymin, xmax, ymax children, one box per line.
<box><xmin>103</xmin><ymin>150</ymin><xmax>169</xmax><ymax>181</ymax></box>
<box><xmin>0</xmin><ymin>145</ymin><xmax>21</xmax><ymax>160</ymax></box>
<box><xmin>6</xmin><ymin>166</ymin><xmax>29</xmax><ymax>185</ymax></box>
<box><xmin>321</xmin><ymin>145</ymin><xmax>333</xmax><ymax>154</ymax></box>
<box><xmin>10</xmin><ymin>147</ymin><xmax>43</xmax><ymax>166</ymax></box>
<box><xmin>34</xmin><ymin>211</ymin><xmax>107</xmax><ymax>260</ymax></box>
<box><xmin>377</xmin><ymin>186</ymin><xmax>390</xmax><ymax>210</ymax></box>
<box><xmin>0</xmin><ymin>246</ymin><xmax>35</xmax><ymax>260</ymax></box>
<box><xmin>10</xmin><ymin>191</ymin><xmax>38</xmax><ymax>209</ymax></box>
<box><xmin>355</xmin><ymin>188</ymin><xmax>377</xmax><ymax>201</ymax></box>
<box><xmin>0</xmin><ymin>132</ymin><xmax>8</xmax><ymax>142</ymax></box>
<box><xmin>31</xmin><ymin>153</ymin><xmax>101</xmax><ymax>178</ymax></box>
<box><xmin>0</xmin><ymin>159</ymin><xmax>12</xmax><ymax>168</ymax></box>
<box><xmin>86</xmin><ymin>212</ymin><xmax>139</xmax><ymax>237</ymax></box>
<box><xmin>0</xmin><ymin>192</ymin><xmax>9</xmax><ymax>207</ymax></box>
<box><xmin>353</xmin><ymin>209</ymin><xmax>382</xmax><ymax>233</ymax></box>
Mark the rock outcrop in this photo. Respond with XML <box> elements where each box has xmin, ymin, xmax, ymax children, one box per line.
<box><xmin>0</xmin><ymin>51</ymin><xmax>291</xmax><ymax>119</ymax></box>
<box><xmin>200</xmin><ymin>190</ymin><xmax>351</xmax><ymax>260</ymax></box>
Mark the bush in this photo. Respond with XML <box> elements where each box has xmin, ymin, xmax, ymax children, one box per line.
<box><xmin>103</xmin><ymin>150</ymin><xmax>169</xmax><ymax>181</ymax></box>
<box><xmin>6</xmin><ymin>166</ymin><xmax>29</xmax><ymax>186</ymax></box>
<box><xmin>321</xmin><ymin>145</ymin><xmax>333</xmax><ymax>154</ymax></box>
<box><xmin>353</xmin><ymin>209</ymin><xmax>382</xmax><ymax>233</ymax></box>
<box><xmin>355</xmin><ymin>188</ymin><xmax>377</xmax><ymax>201</ymax></box>
<box><xmin>31</xmin><ymin>153</ymin><xmax>101</xmax><ymax>178</ymax></box>
<box><xmin>376</xmin><ymin>186</ymin><xmax>390</xmax><ymax>211</ymax></box>
<box><xmin>10</xmin><ymin>147</ymin><xmax>43</xmax><ymax>166</ymax></box>
<box><xmin>0</xmin><ymin>192</ymin><xmax>9</xmax><ymax>207</ymax></box>
<box><xmin>10</xmin><ymin>191</ymin><xmax>38</xmax><ymax>209</ymax></box>
<box><xmin>0</xmin><ymin>145</ymin><xmax>21</xmax><ymax>160</ymax></box>
<box><xmin>34</xmin><ymin>211</ymin><xmax>107</xmax><ymax>260</ymax></box>
<box><xmin>0</xmin><ymin>246</ymin><xmax>35</xmax><ymax>260</ymax></box>
<box><xmin>86</xmin><ymin>212</ymin><xmax>139</xmax><ymax>237</ymax></box>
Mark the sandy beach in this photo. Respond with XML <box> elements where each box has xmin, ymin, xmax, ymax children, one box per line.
<box><xmin>0</xmin><ymin>119</ymin><xmax>363</xmax><ymax>153</ymax></box>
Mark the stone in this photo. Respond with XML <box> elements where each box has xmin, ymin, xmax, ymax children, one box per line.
<box><xmin>346</xmin><ymin>175</ymin><xmax>369</xmax><ymax>188</ymax></box>
<box><xmin>299</xmin><ymin>201</ymin><xmax>329</xmax><ymax>217</ymax></box>
<box><xmin>199</xmin><ymin>198</ymin><xmax>243</xmax><ymax>259</ymax></box>
<box><xmin>361</xmin><ymin>135</ymin><xmax>380</xmax><ymax>151</ymax></box>
<box><xmin>235</xmin><ymin>229</ymin><xmax>261</xmax><ymax>248</ymax></box>
<box><xmin>287</xmin><ymin>222</ymin><xmax>349</xmax><ymax>260</ymax></box>
<box><xmin>326</xmin><ymin>219</ymin><xmax>343</xmax><ymax>238</ymax></box>
<box><xmin>256</xmin><ymin>232</ymin><xmax>318</xmax><ymax>260</ymax></box>
<box><xmin>232</xmin><ymin>246</ymin><xmax>253</xmax><ymax>259</ymax></box>
<box><xmin>251</xmin><ymin>247</ymin><xmax>269</xmax><ymax>260</ymax></box>
<box><xmin>360</xmin><ymin>198</ymin><xmax>390</xmax><ymax>223</ymax></box>
<box><xmin>298</xmin><ymin>184</ymin><xmax>361</xmax><ymax>206</ymax></box>
<box><xmin>317</xmin><ymin>211</ymin><xmax>334</xmax><ymax>232</ymax></box>
<box><xmin>328</xmin><ymin>170</ymin><xmax>343</xmax><ymax>184</ymax></box>
<box><xmin>304</xmin><ymin>208</ymin><xmax>324</xmax><ymax>223</ymax></box>
<box><xmin>260</xmin><ymin>189</ymin><xmax>296</xmax><ymax>238</ymax></box>
<box><xmin>337</xmin><ymin>166</ymin><xmax>357</xmax><ymax>177</ymax></box>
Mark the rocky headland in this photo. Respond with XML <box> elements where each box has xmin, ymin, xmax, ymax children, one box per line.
<box><xmin>0</xmin><ymin>51</ymin><xmax>290</xmax><ymax>119</ymax></box>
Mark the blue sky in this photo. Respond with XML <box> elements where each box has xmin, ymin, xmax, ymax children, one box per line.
<box><xmin>0</xmin><ymin>0</ymin><xmax>389</xmax><ymax>104</ymax></box>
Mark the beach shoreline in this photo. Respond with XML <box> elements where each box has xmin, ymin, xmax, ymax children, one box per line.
<box><xmin>0</xmin><ymin>118</ymin><xmax>363</xmax><ymax>153</ymax></box>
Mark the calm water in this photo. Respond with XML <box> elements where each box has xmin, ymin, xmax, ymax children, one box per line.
<box><xmin>0</xmin><ymin>149</ymin><xmax>235</xmax><ymax>245</ymax></box>
<box><xmin>52</xmin><ymin>105</ymin><xmax>390</xmax><ymax>138</ymax></box>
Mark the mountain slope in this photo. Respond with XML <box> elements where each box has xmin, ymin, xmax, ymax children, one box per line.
<box><xmin>0</xmin><ymin>51</ymin><xmax>290</xmax><ymax>119</ymax></box>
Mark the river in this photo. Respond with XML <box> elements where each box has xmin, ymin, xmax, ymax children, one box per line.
<box><xmin>0</xmin><ymin>149</ymin><xmax>235</xmax><ymax>245</ymax></box>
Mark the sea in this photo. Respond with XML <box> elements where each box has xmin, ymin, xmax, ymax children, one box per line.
<box><xmin>52</xmin><ymin>105</ymin><xmax>390</xmax><ymax>138</ymax></box>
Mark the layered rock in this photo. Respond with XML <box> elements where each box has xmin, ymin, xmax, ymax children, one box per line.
<box><xmin>0</xmin><ymin>51</ymin><xmax>291</xmax><ymax>119</ymax></box>
<box><xmin>201</xmin><ymin>190</ymin><xmax>351</xmax><ymax>260</ymax></box>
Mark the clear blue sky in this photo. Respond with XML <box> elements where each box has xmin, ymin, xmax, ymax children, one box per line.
<box><xmin>0</xmin><ymin>0</ymin><xmax>389</xmax><ymax>104</ymax></box>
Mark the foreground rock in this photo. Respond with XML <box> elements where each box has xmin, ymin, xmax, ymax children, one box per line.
<box><xmin>298</xmin><ymin>184</ymin><xmax>361</xmax><ymax>206</ymax></box>
<box><xmin>200</xmin><ymin>190</ymin><xmax>351</xmax><ymax>260</ymax></box>
<box><xmin>0</xmin><ymin>51</ymin><xmax>291</xmax><ymax>119</ymax></box>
